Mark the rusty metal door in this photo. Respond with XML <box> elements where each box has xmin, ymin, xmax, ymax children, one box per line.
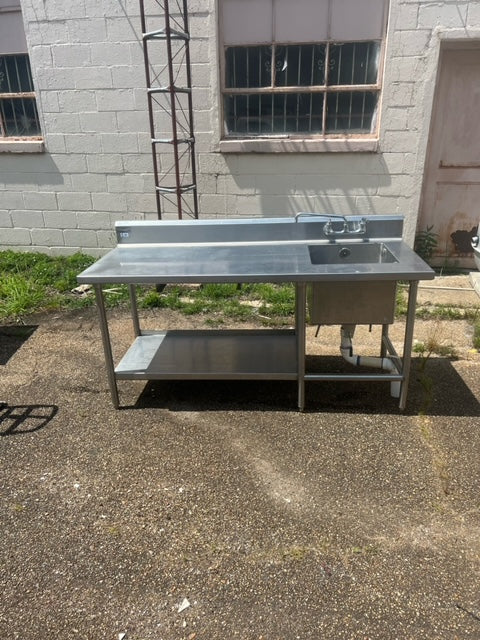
<box><xmin>419</xmin><ymin>45</ymin><xmax>480</xmax><ymax>269</ymax></box>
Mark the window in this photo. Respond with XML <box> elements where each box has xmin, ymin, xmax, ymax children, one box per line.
<box><xmin>0</xmin><ymin>0</ymin><xmax>41</xmax><ymax>139</ymax></box>
<box><xmin>220</xmin><ymin>0</ymin><xmax>387</xmax><ymax>141</ymax></box>
<box><xmin>0</xmin><ymin>54</ymin><xmax>40</xmax><ymax>137</ymax></box>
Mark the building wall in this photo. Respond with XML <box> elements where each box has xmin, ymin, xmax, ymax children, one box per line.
<box><xmin>1</xmin><ymin>0</ymin><xmax>479</xmax><ymax>255</ymax></box>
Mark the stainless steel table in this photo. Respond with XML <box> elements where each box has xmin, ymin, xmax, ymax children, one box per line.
<box><xmin>78</xmin><ymin>216</ymin><xmax>434</xmax><ymax>410</ymax></box>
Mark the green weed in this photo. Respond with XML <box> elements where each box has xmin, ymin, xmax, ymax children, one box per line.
<box><xmin>137</xmin><ymin>282</ymin><xmax>295</xmax><ymax>322</ymax></box>
<box><xmin>0</xmin><ymin>274</ymin><xmax>48</xmax><ymax>317</ymax></box>
<box><xmin>413</xmin><ymin>325</ymin><xmax>457</xmax><ymax>415</ymax></box>
<box><xmin>414</xmin><ymin>225</ymin><xmax>438</xmax><ymax>263</ymax></box>
<box><xmin>413</xmin><ymin>337</ymin><xmax>457</xmax><ymax>360</ymax></box>
<box><xmin>0</xmin><ymin>251</ymin><xmax>95</xmax><ymax>319</ymax></box>
<box><xmin>415</xmin><ymin>304</ymin><xmax>477</xmax><ymax>321</ymax></box>
<box><xmin>473</xmin><ymin>321</ymin><xmax>480</xmax><ymax>350</ymax></box>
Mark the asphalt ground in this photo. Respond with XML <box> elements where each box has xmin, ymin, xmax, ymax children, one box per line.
<box><xmin>1</xmin><ymin>275</ymin><xmax>479</xmax><ymax>640</ymax></box>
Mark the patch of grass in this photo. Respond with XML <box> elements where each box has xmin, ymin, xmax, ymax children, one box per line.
<box><xmin>245</xmin><ymin>282</ymin><xmax>294</xmax><ymax>304</ymax></box>
<box><xmin>415</xmin><ymin>304</ymin><xmax>478</xmax><ymax>321</ymax></box>
<box><xmin>200</xmin><ymin>283</ymin><xmax>240</xmax><ymax>300</ymax></box>
<box><xmin>413</xmin><ymin>324</ymin><xmax>457</xmax><ymax>415</ymax></box>
<box><xmin>140</xmin><ymin>286</ymin><xmax>183</xmax><ymax>310</ymax></box>
<box><xmin>0</xmin><ymin>274</ymin><xmax>48</xmax><ymax>317</ymax></box>
<box><xmin>0</xmin><ymin>250</ymin><xmax>95</xmax><ymax>291</ymax></box>
<box><xmin>0</xmin><ymin>250</ymin><xmax>96</xmax><ymax>319</ymax></box>
<box><xmin>413</xmin><ymin>339</ymin><xmax>457</xmax><ymax>360</ymax></box>
<box><xmin>395</xmin><ymin>285</ymin><xmax>408</xmax><ymax>316</ymax></box>
<box><xmin>473</xmin><ymin>320</ymin><xmax>480</xmax><ymax>351</ymax></box>
<box><xmin>137</xmin><ymin>282</ymin><xmax>295</xmax><ymax>322</ymax></box>
<box><xmin>244</xmin><ymin>283</ymin><xmax>296</xmax><ymax>317</ymax></box>
<box><xmin>0</xmin><ymin>251</ymin><xmax>298</xmax><ymax>324</ymax></box>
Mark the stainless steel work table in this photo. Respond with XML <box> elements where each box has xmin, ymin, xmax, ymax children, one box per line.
<box><xmin>78</xmin><ymin>217</ymin><xmax>434</xmax><ymax>411</ymax></box>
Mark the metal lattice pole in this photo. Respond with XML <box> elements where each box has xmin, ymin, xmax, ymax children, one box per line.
<box><xmin>139</xmin><ymin>0</ymin><xmax>199</xmax><ymax>219</ymax></box>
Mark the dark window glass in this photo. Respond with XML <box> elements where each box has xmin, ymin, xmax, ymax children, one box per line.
<box><xmin>0</xmin><ymin>55</ymin><xmax>34</xmax><ymax>93</ymax></box>
<box><xmin>275</xmin><ymin>44</ymin><xmax>326</xmax><ymax>87</ymax></box>
<box><xmin>225</xmin><ymin>92</ymin><xmax>324</xmax><ymax>135</ymax></box>
<box><xmin>223</xmin><ymin>41</ymin><xmax>380</xmax><ymax>137</ymax></box>
<box><xmin>0</xmin><ymin>97</ymin><xmax>41</xmax><ymax>136</ymax></box>
<box><xmin>0</xmin><ymin>55</ymin><xmax>40</xmax><ymax>137</ymax></box>
<box><xmin>225</xmin><ymin>46</ymin><xmax>271</xmax><ymax>88</ymax></box>
<box><xmin>325</xmin><ymin>91</ymin><xmax>378</xmax><ymax>133</ymax></box>
<box><xmin>328</xmin><ymin>42</ymin><xmax>379</xmax><ymax>85</ymax></box>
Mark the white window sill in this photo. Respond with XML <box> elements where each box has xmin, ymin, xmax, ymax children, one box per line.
<box><xmin>0</xmin><ymin>139</ymin><xmax>44</xmax><ymax>153</ymax></box>
<box><xmin>219</xmin><ymin>137</ymin><xmax>379</xmax><ymax>154</ymax></box>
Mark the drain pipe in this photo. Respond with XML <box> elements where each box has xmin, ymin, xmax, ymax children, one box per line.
<box><xmin>340</xmin><ymin>325</ymin><xmax>400</xmax><ymax>398</ymax></box>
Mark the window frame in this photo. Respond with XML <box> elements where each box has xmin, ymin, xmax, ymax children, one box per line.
<box><xmin>218</xmin><ymin>0</ymin><xmax>388</xmax><ymax>153</ymax></box>
<box><xmin>0</xmin><ymin>3</ymin><xmax>43</xmax><ymax>152</ymax></box>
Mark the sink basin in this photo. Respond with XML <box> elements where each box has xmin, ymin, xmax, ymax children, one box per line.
<box><xmin>308</xmin><ymin>242</ymin><xmax>398</xmax><ymax>265</ymax></box>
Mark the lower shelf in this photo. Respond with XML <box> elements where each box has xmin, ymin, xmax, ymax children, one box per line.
<box><xmin>115</xmin><ymin>330</ymin><xmax>298</xmax><ymax>380</ymax></box>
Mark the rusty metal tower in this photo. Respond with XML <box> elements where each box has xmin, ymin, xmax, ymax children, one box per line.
<box><xmin>139</xmin><ymin>0</ymin><xmax>199</xmax><ymax>219</ymax></box>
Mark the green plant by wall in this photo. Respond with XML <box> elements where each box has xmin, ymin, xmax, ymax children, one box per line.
<box><xmin>414</xmin><ymin>225</ymin><xmax>438</xmax><ymax>263</ymax></box>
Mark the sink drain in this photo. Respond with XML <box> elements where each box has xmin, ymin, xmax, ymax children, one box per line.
<box><xmin>339</xmin><ymin>247</ymin><xmax>351</xmax><ymax>258</ymax></box>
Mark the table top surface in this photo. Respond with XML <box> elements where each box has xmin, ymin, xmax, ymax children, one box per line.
<box><xmin>77</xmin><ymin>239</ymin><xmax>435</xmax><ymax>285</ymax></box>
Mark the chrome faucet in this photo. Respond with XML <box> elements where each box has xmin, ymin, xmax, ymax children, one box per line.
<box><xmin>294</xmin><ymin>212</ymin><xmax>367</xmax><ymax>236</ymax></box>
<box><xmin>295</xmin><ymin>212</ymin><xmax>347</xmax><ymax>224</ymax></box>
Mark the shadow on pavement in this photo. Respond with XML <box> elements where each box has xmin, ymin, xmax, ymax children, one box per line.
<box><xmin>0</xmin><ymin>404</ymin><xmax>58</xmax><ymax>436</ymax></box>
<box><xmin>133</xmin><ymin>356</ymin><xmax>479</xmax><ymax>417</ymax></box>
<box><xmin>0</xmin><ymin>325</ymin><xmax>38</xmax><ymax>365</ymax></box>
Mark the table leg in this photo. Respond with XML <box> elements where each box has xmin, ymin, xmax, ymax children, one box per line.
<box><xmin>381</xmin><ymin>324</ymin><xmax>388</xmax><ymax>358</ymax></box>
<box><xmin>94</xmin><ymin>284</ymin><xmax>120</xmax><ymax>409</ymax></box>
<box><xmin>128</xmin><ymin>284</ymin><xmax>141</xmax><ymax>337</ymax></box>
<box><xmin>296</xmin><ymin>283</ymin><xmax>306</xmax><ymax>411</ymax></box>
<box><xmin>399</xmin><ymin>281</ymin><xmax>418</xmax><ymax>410</ymax></box>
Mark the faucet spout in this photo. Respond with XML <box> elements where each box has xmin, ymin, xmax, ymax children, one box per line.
<box><xmin>294</xmin><ymin>212</ymin><xmax>347</xmax><ymax>224</ymax></box>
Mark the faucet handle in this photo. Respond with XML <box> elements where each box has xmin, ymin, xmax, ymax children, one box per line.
<box><xmin>353</xmin><ymin>217</ymin><xmax>367</xmax><ymax>234</ymax></box>
<box><xmin>343</xmin><ymin>217</ymin><xmax>367</xmax><ymax>235</ymax></box>
<box><xmin>324</xmin><ymin>220</ymin><xmax>347</xmax><ymax>236</ymax></box>
<box><xmin>324</xmin><ymin>218</ymin><xmax>368</xmax><ymax>236</ymax></box>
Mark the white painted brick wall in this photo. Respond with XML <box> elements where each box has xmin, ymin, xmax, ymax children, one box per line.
<box><xmin>23</xmin><ymin>192</ymin><xmax>58</xmax><ymax>210</ymax></box>
<box><xmin>1</xmin><ymin>0</ymin><xmax>480</xmax><ymax>253</ymax></box>
<box><xmin>91</xmin><ymin>193</ymin><xmax>128</xmax><ymax>212</ymax></box>
<box><xmin>77</xmin><ymin>211</ymin><xmax>112</xmax><ymax>230</ymax></box>
<box><xmin>0</xmin><ymin>211</ymin><xmax>12</xmax><ymax>227</ymax></box>
<box><xmin>11</xmin><ymin>210</ymin><xmax>43</xmax><ymax>228</ymax></box>
<box><xmin>31</xmin><ymin>228</ymin><xmax>65</xmax><ymax>246</ymax></box>
<box><xmin>43</xmin><ymin>211</ymin><xmax>78</xmax><ymax>229</ymax></box>
<box><xmin>1</xmin><ymin>228</ymin><xmax>32</xmax><ymax>245</ymax></box>
<box><xmin>63</xmin><ymin>229</ymin><xmax>98</xmax><ymax>248</ymax></box>
<box><xmin>57</xmin><ymin>193</ymin><xmax>92</xmax><ymax>211</ymax></box>
<box><xmin>86</xmin><ymin>154</ymin><xmax>124</xmax><ymax>174</ymax></box>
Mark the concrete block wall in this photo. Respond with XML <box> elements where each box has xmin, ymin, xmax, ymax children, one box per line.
<box><xmin>0</xmin><ymin>0</ymin><xmax>479</xmax><ymax>254</ymax></box>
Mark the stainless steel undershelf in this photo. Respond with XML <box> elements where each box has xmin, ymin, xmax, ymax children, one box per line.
<box><xmin>115</xmin><ymin>330</ymin><xmax>298</xmax><ymax>380</ymax></box>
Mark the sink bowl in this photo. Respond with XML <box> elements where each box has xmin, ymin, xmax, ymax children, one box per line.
<box><xmin>308</xmin><ymin>242</ymin><xmax>398</xmax><ymax>265</ymax></box>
